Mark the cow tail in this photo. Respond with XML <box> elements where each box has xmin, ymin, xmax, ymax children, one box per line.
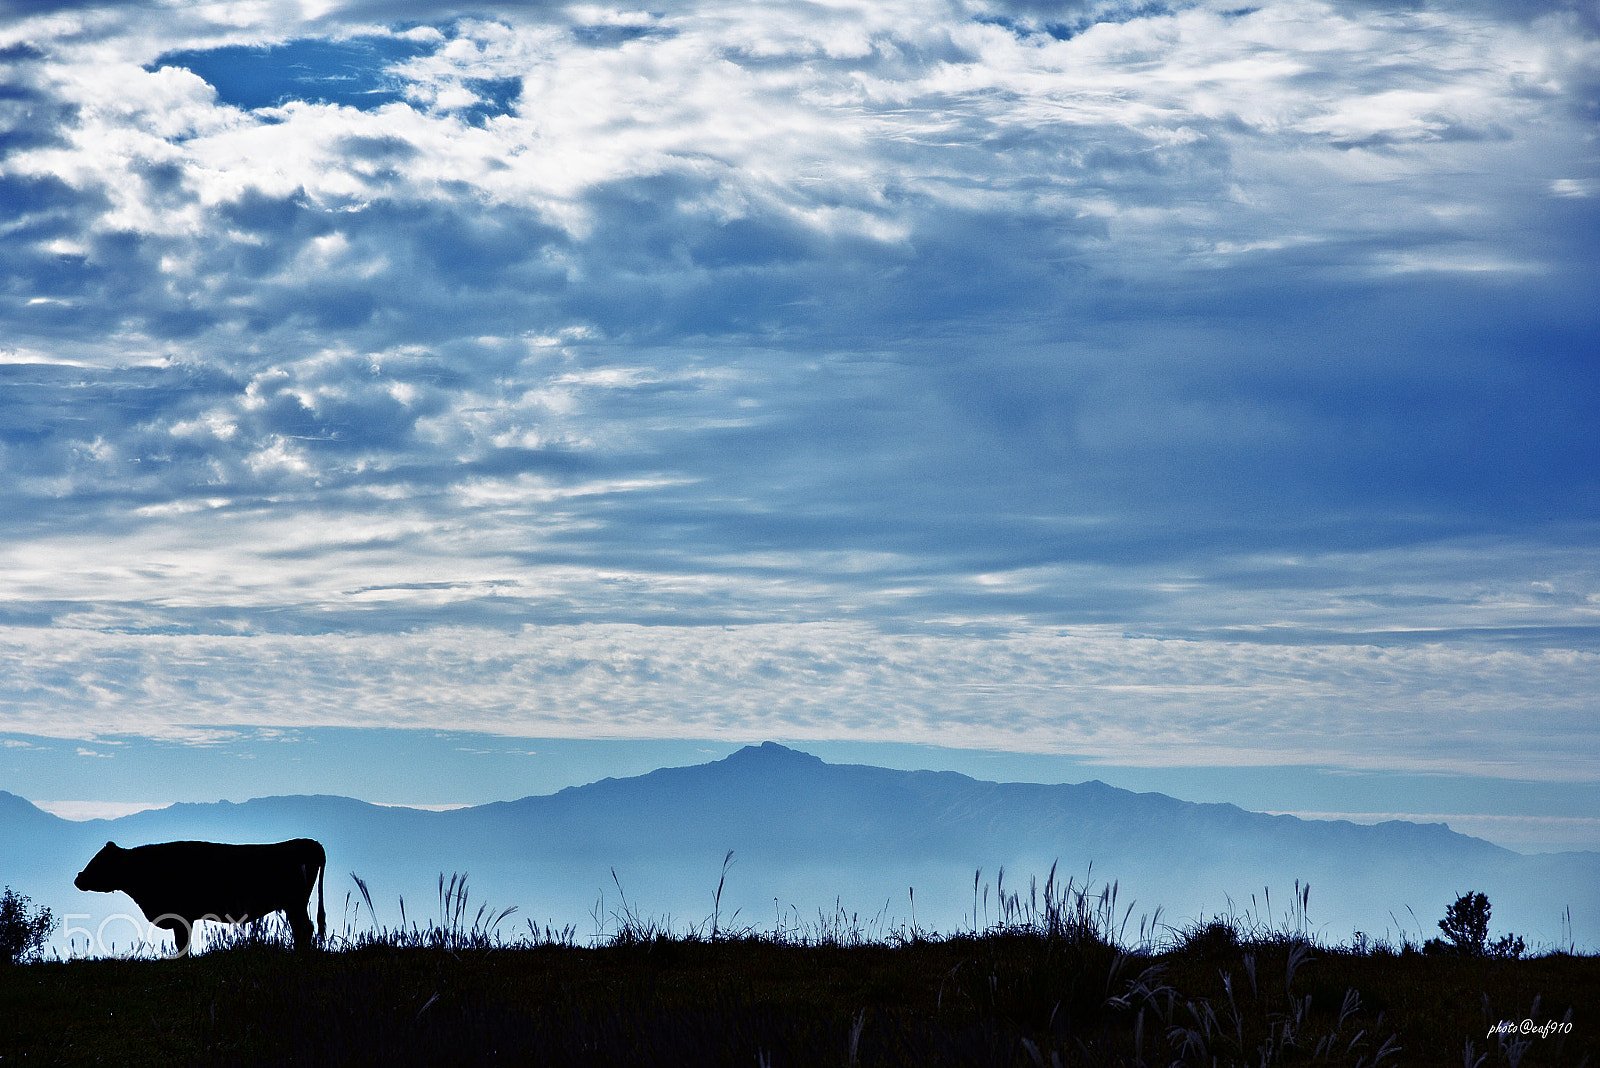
<box><xmin>316</xmin><ymin>846</ymin><xmax>327</xmax><ymax>945</ymax></box>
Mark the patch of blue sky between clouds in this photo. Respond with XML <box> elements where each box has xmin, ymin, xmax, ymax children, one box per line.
<box><xmin>145</xmin><ymin>30</ymin><xmax>523</xmax><ymax>125</ymax></box>
<box><xmin>147</xmin><ymin>36</ymin><xmax>438</xmax><ymax>112</ymax></box>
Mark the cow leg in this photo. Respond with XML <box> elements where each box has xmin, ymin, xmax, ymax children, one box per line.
<box><xmin>158</xmin><ymin>917</ymin><xmax>193</xmax><ymax>957</ymax></box>
<box><xmin>288</xmin><ymin>907</ymin><xmax>314</xmax><ymax>951</ymax></box>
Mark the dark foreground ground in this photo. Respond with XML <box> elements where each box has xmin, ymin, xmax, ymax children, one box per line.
<box><xmin>1</xmin><ymin>932</ymin><xmax>1594</xmax><ymax>1066</ymax></box>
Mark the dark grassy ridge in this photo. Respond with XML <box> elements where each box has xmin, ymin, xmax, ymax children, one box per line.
<box><xmin>5</xmin><ymin>872</ymin><xmax>1595</xmax><ymax>1065</ymax></box>
<box><xmin>3</xmin><ymin>930</ymin><xmax>1595</xmax><ymax>1065</ymax></box>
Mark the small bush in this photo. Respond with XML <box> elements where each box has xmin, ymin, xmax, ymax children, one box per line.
<box><xmin>1440</xmin><ymin>891</ymin><xmax>1491</xmax><ymax>955</ymax></box>
<box><xmin>1488</xmin><ymin>932</ymin><xmax>1527</xmax><ymax>960</ymax></box>
<box><xmin>1</xmin><ymin>886</ymin><xmax>56</xmax><ymax>965</ymax></box>
<box><xmin>1426</xmin><ymin>891</ymin><xmax>1524</xmax><ymax>959</ymax></box>
<box><xmin>1176</xmin><ymin>918</ymin><xmax>1242</xmax><ymax>958</ymax></box>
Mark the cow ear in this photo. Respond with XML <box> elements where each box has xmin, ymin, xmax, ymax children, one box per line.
<box><xmin>105</xmin><ymin>841</ymin><xmax>118</xmax><ymax>850</ymax></box>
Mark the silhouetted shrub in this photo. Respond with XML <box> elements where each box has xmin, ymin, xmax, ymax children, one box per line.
<box><xmin>1426</xmin><ymin>891</ymin><xmax>1525</xmax><ymax>959</ymax></box>
<box><xmin>0</xmin><ymin>887</ymin><xmax>55</xmax><ymax>965</ymax></box>
<box><xmin>1175</xmin><ymin>918</ymin><xmax>1241</xmax><ymax>958</ymax></box>
<box><xmin>1441</xmin><ymin>891</ymin><xmax>1491</xmax><ymax>955</ymax></box>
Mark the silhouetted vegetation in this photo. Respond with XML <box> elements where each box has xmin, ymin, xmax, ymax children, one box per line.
<box><xmin>0</xmin><ymin>886</ymin><xmax>56</xmax><ymax>965</ymax></box>
<box><xmin>1425</xmin><ymin>890</ymin><xmax>1528</xmax><ymax>961</ymax></box>
<box><xmin>1</xmin><ymin>871</ymin><xmax>1592</xmax><ymax>1065</ymax></box>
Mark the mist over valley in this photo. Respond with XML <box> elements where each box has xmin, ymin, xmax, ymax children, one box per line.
<box><xmin>7</xmin><ymin>744</ymin><xmax>1593</xmax><ymax>957</ymax></box>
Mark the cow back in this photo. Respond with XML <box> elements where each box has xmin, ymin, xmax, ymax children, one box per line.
<box><xmin>115</xmin><ymin>839</ymin><xmax>325</xmax><ymax>924</ymax></box>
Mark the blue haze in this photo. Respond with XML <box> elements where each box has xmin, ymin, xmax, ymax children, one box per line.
<box><xmin>5</xmin><ymin>746</ymin><xmax>1596</xmax><ymax>957</ymax></box>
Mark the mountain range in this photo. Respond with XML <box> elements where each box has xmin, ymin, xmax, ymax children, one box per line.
<box><xmin>3</xmin><ymin>742</ymin><xmax>1594</xmax><ymax>953</ymax></box>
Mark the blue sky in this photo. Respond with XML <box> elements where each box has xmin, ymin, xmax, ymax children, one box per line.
<box><xmin>1</xmin><ymin>0</ymin><xmax>1597</xmax><ymax>852</ymax></box>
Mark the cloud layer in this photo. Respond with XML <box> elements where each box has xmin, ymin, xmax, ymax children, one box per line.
<box><xmin>1</xmin><ymin>0</ymin><xmax>1597</xmax><ymax>783</ymax></box>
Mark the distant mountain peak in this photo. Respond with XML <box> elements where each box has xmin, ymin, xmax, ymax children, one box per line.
<box><xmin>0</xmin><ymin>790</ymin><xmax>59</xmax><ymax>823</ymax></box>
<box><xmin>725</xmin><ymin>742</ymin><xmax>825</xmax><ymax>766</ymax></box>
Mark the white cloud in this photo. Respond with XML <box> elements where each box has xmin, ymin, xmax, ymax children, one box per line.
<box><xmin>32</xmin><ymin>799</ymin><xmax>175</xmax><ymax>820</ymax></box>
<box><xmin>15</xmin><ymin>0</ymin><xmax>1582</xmax><ymax>279</ymax></box>
<box><xmin>1549</xmin><ymin>178</ymin><xmax>1593</xmax><ymax>197</ymax></box>
<box><xmin>1</xmin><ymin>621</ymin><xmax>1596</xmax><ymax>783</ymax></box>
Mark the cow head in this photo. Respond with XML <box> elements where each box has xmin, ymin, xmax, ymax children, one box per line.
<box><xmin>74</xmin><ymin>841</ymin><xmax>125</xmax><ymax>892</ymax></box>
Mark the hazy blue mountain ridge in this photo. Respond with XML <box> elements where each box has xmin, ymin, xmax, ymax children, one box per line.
<box><xmin>2</xmin><ymin>743</ymin><xmax>1592</xmax><ymax>954</ymax></box>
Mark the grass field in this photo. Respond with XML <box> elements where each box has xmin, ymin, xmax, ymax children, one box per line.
<box><xmin>2</xmin><ymin>871</ymin><xmax>1593</xmax><ymax>1066</ymax></box>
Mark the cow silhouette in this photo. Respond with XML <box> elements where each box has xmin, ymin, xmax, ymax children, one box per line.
<box><xmin>75</xmin><ymin>839</ymin><xmax>326</xmax><ymax>956</ymax></box>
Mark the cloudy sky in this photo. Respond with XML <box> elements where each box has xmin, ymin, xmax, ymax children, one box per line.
<box><xmin>2</xmin><ymin>0</ymin><xmax>1597</xmax><ymax>850</ymax></box>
